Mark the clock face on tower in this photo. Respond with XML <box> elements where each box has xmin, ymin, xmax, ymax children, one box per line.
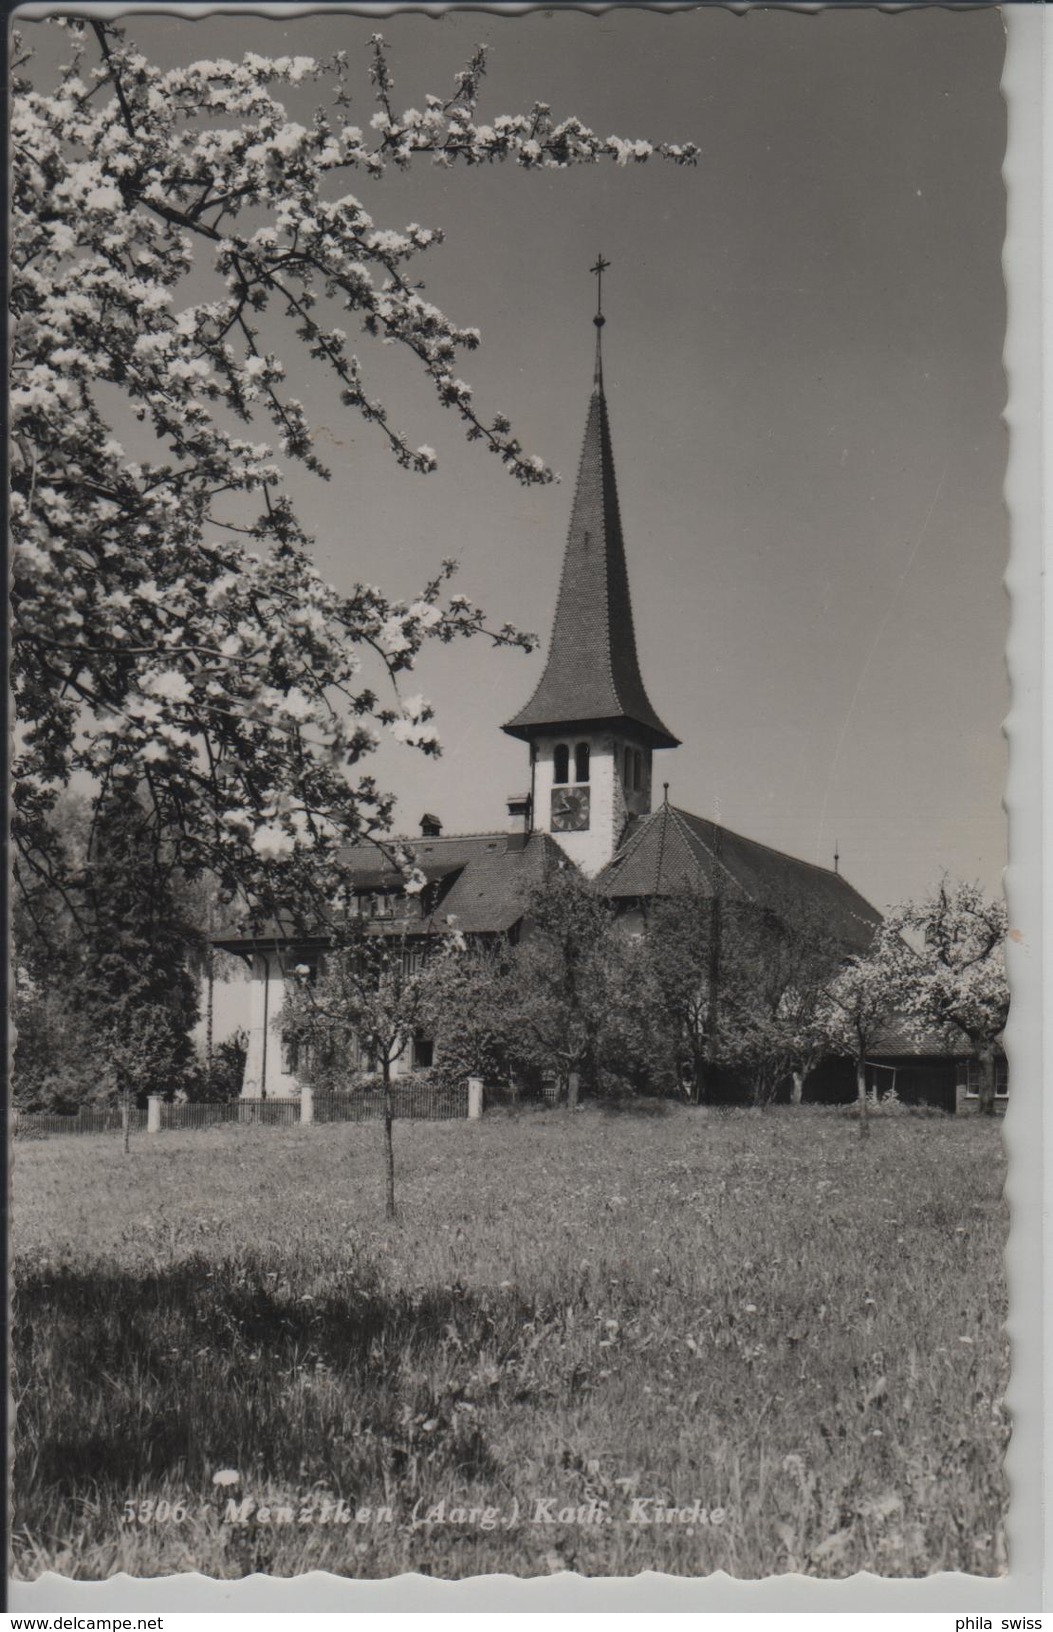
<box><xmin>550</xmin><ymin>785</ymin><xmax>590</xmax><ymax>832</ymax></box>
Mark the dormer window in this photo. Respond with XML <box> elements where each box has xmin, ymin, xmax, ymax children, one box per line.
<box><xmin>553</xmin><ymin>743</ymin><xmax>570</xmax><ymax>785</ymax></box>
<box><xmin>574</xmin><ymin>742</ymin><xmax>590</xmax><ymax>784</ymax></box>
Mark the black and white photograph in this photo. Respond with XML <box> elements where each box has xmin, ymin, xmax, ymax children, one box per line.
<box><xmin>11</xmin><ymin>1</ymin><xmax>1018</xmax><ymax>1593</ymax></box>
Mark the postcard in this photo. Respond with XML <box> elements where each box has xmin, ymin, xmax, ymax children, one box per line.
<box><xmin>9</xmin><ymin>1</ymin><xmax>1042</xmax><ymax>1612</ymax></box>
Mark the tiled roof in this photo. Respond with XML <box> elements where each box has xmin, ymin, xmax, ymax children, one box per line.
<box><xmin>503</xmin><ymin>351</ymin><xmax>679</xmax><ymax>750</ymax></box>
<box><xmin>419</xmin><ymin>831</ymin><xmax>566</xmax><ymax>935</ymax></box>
<box><xmin>595</xmin><ymin>802</ymin><xmax>882</xmax><ymax>952</ymax></box>
<box><xmin>867</xmin><ymin>1022</ymin><xmax>971</xmax><ymax>1058</ymax></box>
<box><xmin>213</xmin><ymin>830</ymin><xmax>567</xmax><ymax>948</ymax></box>
<box><xmin>336</xmin><ymin>859</ymin><xmax>464</xmax><ymax>892</ymax></box>
<box><xmin>867</xmin><ymin>1022</ymin><xmax>1005</xmax><ymax>1059</ymax></box>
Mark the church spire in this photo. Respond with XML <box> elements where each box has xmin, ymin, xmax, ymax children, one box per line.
<box><xmin>503</xmin><ymin>267</ymin><xmax>679</xmax><ymax>751</ymax></box>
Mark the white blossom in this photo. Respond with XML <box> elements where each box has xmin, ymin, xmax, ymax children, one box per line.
<box><xmin>142</xmin><ymin>671</ymin><xmax>193</xmax><ymax>705</ymax></box>
<box><xmin>252</xmin><ymin>823</ymin><xmax>296</xmax><ymax>858</ymax></box>
<box><xmin>11</xmin><ymin>20</ymin><xmax>692</xmax><ymax>929</ymax></box>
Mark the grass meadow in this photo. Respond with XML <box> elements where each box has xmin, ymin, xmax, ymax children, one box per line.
<box><xmin>12</xmin><ymin>1104</ymin><xmax>1007</xmax><ymax>1580</ymax></box>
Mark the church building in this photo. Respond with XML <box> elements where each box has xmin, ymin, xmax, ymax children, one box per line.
<box><xmin>218</xmin><ymin>294</ymin><xmax>881</xmax><ymax>1099</ymax></box>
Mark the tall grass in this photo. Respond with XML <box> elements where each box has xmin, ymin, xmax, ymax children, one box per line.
<box><xmin>12</xmin><ymin>1106</ymin><xmax>1007</xmax><ymax>1579</ymax></box>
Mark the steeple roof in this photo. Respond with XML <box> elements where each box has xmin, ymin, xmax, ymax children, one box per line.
<box><xmin>503</xmin><ymin>331</ymin><xmax>679</xmax><ymax>750</ymax></box>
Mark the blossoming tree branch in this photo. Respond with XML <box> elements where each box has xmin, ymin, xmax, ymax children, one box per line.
<box><xmin>11</xmin><ymin>20</ymin><xmax>697</xmax><ymax>930</ymax></box>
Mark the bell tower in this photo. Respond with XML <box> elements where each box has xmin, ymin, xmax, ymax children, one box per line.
<box><xmin>503</xmin><ymin>262</ymin><xmax>679</xmax><ymax>875</ymax></box>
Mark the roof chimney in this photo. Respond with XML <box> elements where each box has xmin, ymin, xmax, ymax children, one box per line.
<box><xmin>507</xmin><ymin>792</ymin><xmax>531</xmax><ymax>844</ymax></box>
<box><xmin>420</xmin><ymin>812</ymin><xmax>442</xmax><ymax>838</ymax></box>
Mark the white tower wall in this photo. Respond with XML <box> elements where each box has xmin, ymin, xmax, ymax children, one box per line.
<box><xmin>533</xmin><ymin>731</ymin><xmax>654</xmax><ymax>876</ymax></box>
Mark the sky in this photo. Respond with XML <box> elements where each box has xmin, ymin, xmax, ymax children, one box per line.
<box><xmin>23</xmin><ymin>6</ymin><xmax>1008</xmax><ymax>914</ymax></box>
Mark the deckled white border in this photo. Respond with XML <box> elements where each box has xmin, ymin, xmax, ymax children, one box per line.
<box><xmin>8</xmin><ymin>2</ymin><xmax>1046</xmax><ymax>1611</ymax></box>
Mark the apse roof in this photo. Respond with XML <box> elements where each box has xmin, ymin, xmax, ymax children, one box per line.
<box><xmin>595</xmin><ymin>802</ymin><xmax>882</xmax><ymax>953</ymax></box>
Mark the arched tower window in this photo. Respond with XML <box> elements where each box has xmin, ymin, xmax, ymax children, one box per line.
<box><xmin>624</xmin><ymin>745</ymin><xmax>633</xmax><ymax>789</ymax></box>
<box><xmin>633</xmin><ymin>750</ymin><xmax>643</xmax><ymax>792</ymax></box>
<box><xmin>574</xmin><ymin>742</ymin><xmax>590</xmax><ymax>784</ymax></box>
<box><xmin>553</xmin><ymin>743</ymin><xmax>569</xmax><ymax>785</ymax></box>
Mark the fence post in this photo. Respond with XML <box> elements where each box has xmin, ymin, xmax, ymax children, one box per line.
<box><xmin>567</xmin><ymin>1071</ymin><xmax>580</xmax><ymax>1111</ymax></box>
<box><xmin>147</xmin><ymin>1095</ymin><xmax>163</xmax><ymax>1134</ymax></box>
<box><xmin>300</xmin><ymin>1084</ymin><xmax>314</xmax><ymax>1126</ymax></box>
<box><xmin>467</xmin><ymin>1077</ymin><xmax>484</xmax><ymax>1121</ymax></box>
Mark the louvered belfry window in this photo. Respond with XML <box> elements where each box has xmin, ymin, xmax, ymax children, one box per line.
<box><xmin>553</xmin><ymin>743</ymin><xmax>569</xmax><ymax>785</ymax></box>
<box><xmin>574</xmin><ymin>742</ymin><xmax>590</xmax><ymax>784</ymax></box>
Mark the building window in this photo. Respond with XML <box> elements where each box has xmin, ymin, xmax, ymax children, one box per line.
<box><xmin>962</xmin><ymin>1058</ymin><xmax>1008</xmax><ymax>1098</ymax></box>
<box><xmin>574</xmin><ymin>741</ymin><xmax>590</xmax><ymax>784</ymax></box>
<box><xmin>633</xmin><ymin>750</ymin><xmax>643</xmax><ymax>792</ymax></box>
<box><xmin>413</xmin><ymin>1036</ymin><xmax>434</xmax><ymax>1069</ymax></box>
<box><xmin>553</xmin><ymin>743</ymin><xmax>569</xmax><ymax>785</ymax></box>
<box><xmin>281</xmin><ymin>1034</ymin><xmax>300</xmax><ymax>1075</ymax></box>
<box><xmin>624</xmin><ymin>745</ymin><xmax>633</xmax><ymax>789</ymax></box>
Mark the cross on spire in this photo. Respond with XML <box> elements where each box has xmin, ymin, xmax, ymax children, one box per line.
<box><xmin>590</xmin><ymin>254</ymin><xmax>610</xmax><ymax>329</ymax></box>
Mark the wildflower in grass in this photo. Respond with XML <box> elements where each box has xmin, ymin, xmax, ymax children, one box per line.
<box><xmin>212</xmin><ymin>1469</ymin><xmax>241</xmax><ymax>1487</ymax></box>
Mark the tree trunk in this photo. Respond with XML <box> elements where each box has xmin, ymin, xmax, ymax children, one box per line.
<box><xmin>567</xmin><ymin>1070</ymin><xmax>580</xmax><ymax>1111</ymax></box>
<box><xmin>977</xmin><ymin>1041</ymin><xmax>997</xmax><ymax>1117</ymax></box>
<box><xmin>856</xmin><ymin>1056</ymin><xmax>870</xmax><ymax>1141</ymax></box>
<box><xmin>791</xmin><ymin>1070</ymin><xmax>804</xmax><ymax>1106</ymax></box>
<box><xmin>382</xmin><ymin>1059</ymin><xmax>397</xmax><ymax>1219</ymax></box>
<box><xmin>688</xmin><ymin>1039</ymin><xmax>705</xmax><ymax>1105</ymax></box>
<box><xmin>205</xmin><ymin>950</ymin><xmax>215</xmax><ymax>1090</ymax></box>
